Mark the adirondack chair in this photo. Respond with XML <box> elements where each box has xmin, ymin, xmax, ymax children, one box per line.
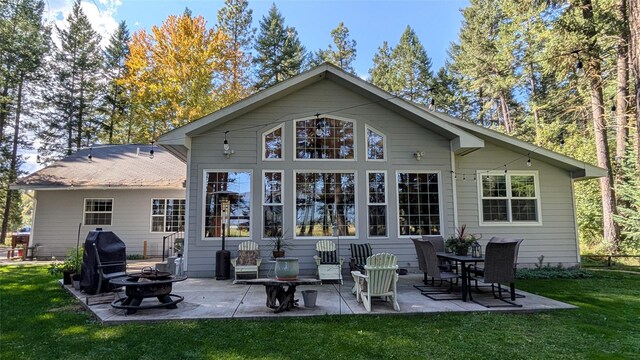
<box><xmin>231</xmin><ymin>241</ymin><xmax>262</xmax><ymax>280</ymax></box>
<box><xmin>313</xmin><ymin>240</ymin><xmax>344</xmax><ymax>284</ymax></box>
<box><xmin>351</xmin><ymin>253</ymin><xmax>400</xmax><ymax>312</ymax></box>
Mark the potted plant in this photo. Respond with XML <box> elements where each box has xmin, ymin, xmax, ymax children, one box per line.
<box><xmin>445</xmin><ymin>225</ymin><xmax>481</xmax><ymax>256</ymax></box>
<box><xmin>269</xmin><ymin>232</ymin><xmax>292</xmax><ymax>258</ymax></box>
<box><xmin>64</xmin><ymin>247</ymin><xmax>84</xmax><ymax>289</ymax></box>
<box><xmin>48</xmin><ymin>259</ymin><xmax>75</xmax><ymax>285</ymax></box>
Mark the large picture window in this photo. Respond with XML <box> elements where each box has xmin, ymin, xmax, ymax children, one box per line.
<box><xmin>151</xmin><ymin>199</ymin><xmax>185</xmax><ymax>232</ymax></box>
<box><xmin>295</xmin><ymin>117</ymin><xmax>354</xmax><ymax>160</ymax></box>
<box><xmin>367</xmin><ymin>171</ymin><xmax>387</xmax><ymax>237</ymax></box>
<box><xmin>263</xmin><ymin>171</ymin><xmax>283</xmax><ymax>238</ymax></box>
<box><xmin>204</xmin><ymin>171</ymin><xmax>251</xmax><ymax>238</ymax></box>
<box><xmin>263</xmin><ymin>124</ymin><xmax>283</xmax><ymax>160</ymax></box>
<box><xmin>479</xmin><ymin>172</ymin><xmax>540</xmax><ymax>224</ymax></box>
<box><xmin>84</xmin><ymin>198</ymin><xmax>113</xmax><ymax>226</ymax></box>
<box><xmin>295</xmin><ymin>172</ymin><xmax>356</xmax><ymax>237</ymax></box>
<box><xmin>396</xmin><ymin>172</ymin><xmax>441</xmax><ymax>236</ymax></box>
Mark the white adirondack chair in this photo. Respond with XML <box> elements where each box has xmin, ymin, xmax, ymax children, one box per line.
<box><xmin>351</xmin><ymin>253</ymin><xmax>400</xmax><ymax>312</ymax></box>
<box><xmin>313</xmin><ymin>240</ymin><xmax>344</xmax><ymax>284</ymax></box>
<box><xmin>231</xmin><ymin>241</ymin><xmax>262</xmax><ymax>280</ymax></box>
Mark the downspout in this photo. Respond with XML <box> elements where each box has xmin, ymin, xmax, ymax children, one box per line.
<box><xmin>23</xmin><ymin>191</ymin><xmax>37</xmax><ymax>249</ymax></box>
<box><xmin>182</xmin><ymin>139</ymin><xmax>192</xmax><ymax>273</ymax></box>
<box><xmin>570</xmin><ymin>172</ymin><xmax>581</xmax><ymax>265</ymax></box>
<box><xmin>450</xmin><ymin>145</ymin><xmax>459</xmax><ymax>233</ymax></box>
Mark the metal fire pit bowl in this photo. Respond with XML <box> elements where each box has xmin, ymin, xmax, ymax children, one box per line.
<box><xmin>110</xmin><ymin>268</ymin><xmax>187</xmax><ymax>314</ymax></box>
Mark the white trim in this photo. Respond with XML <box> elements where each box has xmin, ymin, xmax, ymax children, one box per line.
<box><xmin>83</xmin><ymin>198</ymin><xmax>114</xmax><ymax>226</ymax></box>
<box><xmin>394</xmin><ymin>170</ymin><xmax>444</xmax><ymax>238</ymax></box>
<box><xmin>292</xmin><ymin>115</ymin><xmax>358</xmax><ymax>162</ymax></box>
<box><xmin>261</xmin><ymin>170</ymin><xmax>284</xmax><ymax>240</ymax></box>
<box><xmin>570</xmin><ymin>175</ymin><xmax>581</xmax><ymax>264</ymax></box>
<box><xmin>450</xmin><ymin>150</ymin><xmax>458</xmax><ymax>230</ymax></box>
<box><xmin>292</xmin><ymin>170</ymin><xmax>358</xmax><ymax>240</ymax></box>
<box><xmin>261</xmin><ymin>123</ymin><xmax>285</xmax><ymax>161</ymax></box>
<box><xmin>149</xmin><ymin>198</ymin><xmax>186</xmax><ymax>233</ymax></box>
<box><xmin>183</xmin><ymin>147</ymin><xmax>192</xmax><ymax>272</ymax></box>
<box><xmin>201</xmin><ymin>169</ymin><xmax>253</xmax><ymax>241</ymax></box>
<box><xmin>366</xmin><ymin>170</ymin><xmax>388</xmax><ymax>239</ymax></box>
<box><xmin>476</xmin><ymin>170</ymin><xmax>543</xmax><ymax>226</ymax></box>
<box><xmin>364</xmin><ymin>124</ymin><xmax>387</xmax><ymax>162</ymax></box>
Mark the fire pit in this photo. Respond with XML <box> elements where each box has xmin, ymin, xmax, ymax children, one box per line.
<box><xmin>110</xmin><ymin>267</ymin><xmax>187</xmax><ymax>314</ymax></box>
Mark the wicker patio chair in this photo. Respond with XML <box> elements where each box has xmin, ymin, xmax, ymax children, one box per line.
<box><xmin>467</xmin><ymin>241</ymin><xmax>522</xmax><ymax>307</ymax></box>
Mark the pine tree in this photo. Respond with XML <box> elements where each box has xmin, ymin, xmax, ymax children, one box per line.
<box><xmin>40</xmin><ymin>0</ymin><xmax>102</xmax><ymax>160</ymax></box>
<box><xmin>0</xmin><ymin>0</ymin><xmax>50</xmax><ymax>243</ymax></box>
<box><xmin>216</xmin><ymin>0</ymin><xmax>255</xmax><ymax>107</ymax></box>
<box><xmin>101</xmin><ymin>21</ymin><xmax>130</xmax><ymax>144</ymax></box>
<box><xmin>311</xmin><ymin>22</ymin><xmax>357</xmax><ymax>73</ymax></box>
<box><xmin>253</xmin><ymin>3</ymin><xmax>305</xmax><ymax>90</ymax></box>
<box><xmin>369</xmin><ymin>41</ymin><xmax>394</xmax><ymax>91</ymax></box>
<box><xmin>390</xmin><ymin>26</ymin><xmax>434</xmax><ymax>105</ymax></box>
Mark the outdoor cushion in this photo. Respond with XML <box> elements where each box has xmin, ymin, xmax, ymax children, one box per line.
<box><xmin>350</xmin><ymin>243</ymin><xmax>372</xmax><ymax>265</ymax></box>
<box><xmin>237</xmin><ymin>250</ymin><xmax>258</xmax><ymax>266</ymax></box>
<box><xmin>318</xmin><ymin>250</ymin><xmax>338</xmax><ymax>264</ymax></box>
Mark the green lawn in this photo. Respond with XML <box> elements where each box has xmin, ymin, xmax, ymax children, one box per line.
<box><xmin>1</xmin><ymin>265</ymin><xmax>638</xmax><ymax>360</ymax></box>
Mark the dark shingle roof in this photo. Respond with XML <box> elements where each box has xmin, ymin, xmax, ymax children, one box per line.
<box><xmin>12</xmin><ymin>145</ymin><xmax>186</xmax><ymax>189</ymax></box>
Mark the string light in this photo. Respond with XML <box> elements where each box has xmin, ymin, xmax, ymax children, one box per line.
<box><xmin>527</xmin><ymin>154</ymin><xmax>532</xmax><ymax>167</ymax></box>
<box><xmin>223</xmin><ymin>131</ymin><xmax>230</xmax><ymax>151</ymax></box>
<box><xmin>504</xmin><ymin>165</ymin><xmax>508</xmax><ymax>174</ymax></box>
<box><xmin>150</xmin><ymin>141</ymin><xmax>155</xmax><ymax>159</ymax></box>
<box><xmin>88</xmin><ymin>147</ymin><xmax>92</xmax><ymax>162</ymax></box>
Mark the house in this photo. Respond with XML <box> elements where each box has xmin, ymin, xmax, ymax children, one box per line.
<box><xmin>157</xmin><ymin>63</ymin><xmax>605</xmax><ymax>278</ymax></box>
<box><xmin>11</xmin><ymin>144</ymin><xmax>187</xmax><ymax>259</ymax></box>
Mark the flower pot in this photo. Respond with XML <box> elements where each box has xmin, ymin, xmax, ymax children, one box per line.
<box><xmin>71</xmin><ymin>273</ymin><xmax>81</xmax><ymax>290</ymax></box>
<box><xmin>63</xmin><ymin>270</ymin><xmax>73</xmax><ymax>285</ymax></box>
<box><xmin>455</xmin><ymin>247</ymin><xmax>469</xmax><ymax>256</ymax></box>
<box><xmin>275</xmin><ymin>257</ymin><xmax>299</xmax><ymax>280</ymax></box>
<box><xmin>272</xmin><ymin>250</ymin><xmax>285</xmax><ymax>258</ymax></box>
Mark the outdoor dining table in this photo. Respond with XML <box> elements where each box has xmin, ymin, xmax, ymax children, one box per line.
<box><xmin>436</xmin><ymin>252</ymin><xmax>485</xmax><ymax>302</ymax></box>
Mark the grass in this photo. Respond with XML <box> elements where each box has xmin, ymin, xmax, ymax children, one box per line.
<box><xmin>1</xmin><ymin>265</ymin><xmax>639</xmax><ymax>360</ymax></box>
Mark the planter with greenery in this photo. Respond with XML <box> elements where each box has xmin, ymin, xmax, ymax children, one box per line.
<box><xmin>48</xmin><ymin>247</ymin><xmax>84</xmax><ymax>286</ymax></box>
<box><xmin>445</xmin><ymin>224</ymin><xmax>480</xmax><ymax>256</ymax></box>
<box><xmin>269</xmin><ymin>232</ymin><xmax>292</xmax><ymax>258</ymax></box>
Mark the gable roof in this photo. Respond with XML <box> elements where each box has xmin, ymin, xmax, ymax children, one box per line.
<box><xmin>158</xmin><ymin>62</ymin><xmax>604</xmax><ymax>180</ymax></box>
<box><xmin>11</xmin><ymin>145</ymin><xmax>186</xmax><ymax>190</ymax></box>
<box><xmin>158</xmin><ymin>63</ymin><xmax>485</xmax><ymax>159</ymax></box>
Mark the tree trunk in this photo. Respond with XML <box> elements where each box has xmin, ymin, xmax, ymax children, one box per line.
<box><xmin>615</xmin><ymin>0</ymin><xmax>629</xmax><ymax>164</ymax></box>
<box><xmin>528</xmin><ymin>63</ymin><xmax>541</xmax><ymax>145</ymax></box>
<box><xmin>498</xmin><ymin>92</ymin><xmax>513</xmax><ymax>133</ymax></box>
<box><xmin>0</xmin><ymin>80</ymin><xmax>23</xmax><ymax>244</ymax></box>
<box><xmin>628</xmin><ymin>0</ymin><xmax>640</xmax><ymax>169</ymax></box>
<box><xmin>588</xmin><ymin>68</ymin><xmax>620</xmax><ymax>253</ymax></box>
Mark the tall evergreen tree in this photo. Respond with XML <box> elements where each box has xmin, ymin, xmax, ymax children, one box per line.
<box><xmin>101</xmin><ymin>21</ymin><xmax>130</xmax><ymax>144</ymax></box>
<box><xmin>253</xmin><ymin>3</ymin><xmax>305</xmax><ymax>90</ymax></box>
<box><xmin>0</xmin><ymin>0</ymin><xmax>50</xmax><ymax>243</ymax></box>
<box><xmin>390</xmin><ymin>26</ymin><xmax>434</xmax><ymax>104</ymax></box>
<box><xmin>369</xmin><ymin>41</ymin><xmax>394</xmax><ymax>91</ymax></box>
<box><xmin>311</xmin><ymin>22</ymin><xmax>357</xmax><ymax>73</ymax></box>
<box><xmin>216</xmin><ymin>0</ymin><xmax>255</xmax><ymax>107</ymax></box>
<box><xmin>39</xmin><ymin>0</ymin><xmax>102</xmax><ymax>160</ymax></box>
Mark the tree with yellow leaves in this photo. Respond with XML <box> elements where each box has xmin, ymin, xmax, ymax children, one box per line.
<box><xmin>120</xmin><ymin>8</ymin><xmax>226</xmax><ymax>142</ymax></box>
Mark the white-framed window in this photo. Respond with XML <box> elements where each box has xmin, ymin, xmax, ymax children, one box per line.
<box><xmin>84</xmin><ymin>198</ymin><xmax>113</xmax><ymax>226</ymax></box>
<box><xmin>478</xmin><ymin>171</ymin><xmax>541</xmax><ymax>225</ymax></box>
<box><xmin>294</xmin><ymin>171</ymin><xmax>356</xmax><ymax>237</ymax></box>
<box><xmin>151</xmin><ymin>199</ymin><xmax>186</xmax><ymax>233</ymax></box>
<box><xmin>396</xmin><ymin>171</ymin><xmax>442</xmax><ymax>236</ymax></box>
<box><xmin>367</xmin><ymin>171</ymin><xmax>387</xmax><ymax>237</ymax></box>
<box><xmin>295</xmin><ymin>116</ymin><xmax>355</xmax><ymax>160</ymax></box>
<box><xmin>203</xmin><ymin>170</ymin><xmax>252</xmax><ymax>239</ymax></box>
<box><xmin>365</xmin><ymin>125</ymin><xmax>386</xmax><ymax>161</ymax></box>
<box><xmin>263</xmin><ymin>171</ymin><xmax>283</xmax><ymax>238</ymax></box>
<box><xmin>263</xmin><ymin>124</ymin><xmax>283</xmax><ymax>160</ymax></box>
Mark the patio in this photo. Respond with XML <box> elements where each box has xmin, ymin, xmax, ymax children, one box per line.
<box><xmin>64</xmin><ymin>272</ymin><xmax>575</xmax><ymax>324</ymax></box>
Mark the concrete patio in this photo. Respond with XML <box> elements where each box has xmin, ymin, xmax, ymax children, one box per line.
<box><xmin>63</xmin><ymin>272</ymin><xmax>576</xmax><ymax>324</ymax></box>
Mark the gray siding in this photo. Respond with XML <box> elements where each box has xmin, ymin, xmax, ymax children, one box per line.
<box><xmin>456</xmin><ymin>141</ymin><xmax>580</xmax><ymax>267</ymax></box>
<box><xmin>32</xmin><ymin>188</ymin><xmax>185</xmax><ymax>259</ymax></box>
<box><xmin>185</xmin><ymin>79</ymin><xmax>455</xmax><ymax>277</ymax></box>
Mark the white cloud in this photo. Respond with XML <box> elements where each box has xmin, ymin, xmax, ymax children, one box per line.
<box><xmin>47</xmin><ymin>0</ymin><xmax>121</xmax><ymax>48</ymax></box>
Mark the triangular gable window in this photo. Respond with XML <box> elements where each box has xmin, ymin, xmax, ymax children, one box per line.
<box><xmin>263</xmin><ymin>124</ymin><xmax>283</xmax><ymax>160</ymax></box>
<box><xmin>366</xmin><ymin>125</ymin><xmax>385</xmax><ymax>161</ymax></box>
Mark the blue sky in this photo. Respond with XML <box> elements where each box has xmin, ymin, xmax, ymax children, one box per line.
<box><xmin>24</xmin><ymin>0</ymin><xmax>468</xmax><ymax>173</ymax></box>
<box><xmin>51</xmin><ymin>0</ymin><xmax>469</xmax><ymax>77</ymax></box>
